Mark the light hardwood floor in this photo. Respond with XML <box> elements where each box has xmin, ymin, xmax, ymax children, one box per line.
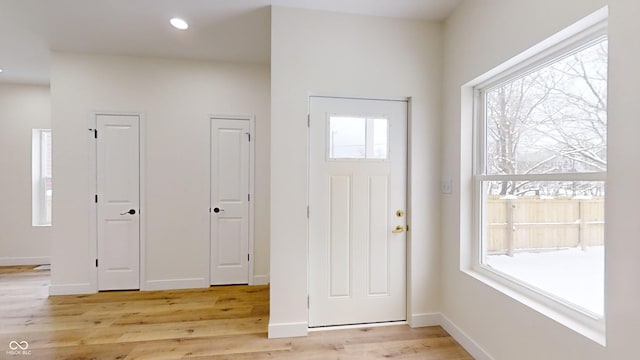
<box><xmin>0</xmin><ymin>266</ymin><xmax>473</xmax><ymax>359</ymax></box>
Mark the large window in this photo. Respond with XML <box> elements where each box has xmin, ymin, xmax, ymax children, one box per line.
<box><xmin>32</xmin><ymin>129</ymin><xmax>52</xmax><ymax>226</ymax></box>
<box><xmin>474</xmin><ymin>29</ymin><xmax>607</xmax><ymax>318</ymax></box>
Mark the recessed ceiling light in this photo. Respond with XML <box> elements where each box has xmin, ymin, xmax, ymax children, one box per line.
<box><xmin>170</xmin><ymin>18</ymin><xmax>188</xmax><ymax>30</ymax></box>
<box><xmin>0</xmin><ymin>69</ymin><xmax>3</xmax><ymax>73</ymax></box>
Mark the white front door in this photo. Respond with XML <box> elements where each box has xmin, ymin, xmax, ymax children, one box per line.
<box><xmin>96</xmin><ymin>114</ymin><xmax>140</xmax><ymax>291</ymax></box>
<box><xmin>210</xmin><ymin>118</ymin><xmax>251</xmax><ymax>285</ymax></box>
<box><xmin>309</xmin><ymin>97</ymin><xmax>407</xmax><ymax>327</ymax></box>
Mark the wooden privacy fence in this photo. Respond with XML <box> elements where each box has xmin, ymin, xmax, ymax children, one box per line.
<box><xmin>487</xmin><ymin>196</ymin><xmax>604</xmax><ymax>255</ymax></box>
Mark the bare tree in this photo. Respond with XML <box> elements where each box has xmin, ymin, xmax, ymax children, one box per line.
<box><xmin>485</xmin><ymin>39</ymin><xmax>607</xmax><ymax>196</ymax></box>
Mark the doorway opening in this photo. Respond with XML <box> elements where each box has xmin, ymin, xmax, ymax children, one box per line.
<box><xmin>210</xmin><ymin>116</ymin><xmax>255</xmax><ymax>286</ymax></box>
<box><xmin>308</xmin><ymin>96</ymin><xmax>408</xmax><ymax>327</ymax></box>
<box><xmin>89</xmin><ymin>113</ymin><xmax>143</xmax><ymax>291</ymax></box>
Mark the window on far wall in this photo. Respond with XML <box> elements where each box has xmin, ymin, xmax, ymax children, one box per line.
<box><xmin>473</xmin><ymin>30</ymin><xmax>607</xmax><ymax>317</ymax></box>
<box><xmin>32</xmin><ymin>129</ymin><xmax>52</xmax><ymax>226</ymax></box>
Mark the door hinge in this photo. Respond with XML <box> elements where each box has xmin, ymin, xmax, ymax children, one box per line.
<box><xmin>248</xmin><ymin>253</ymin><xmax>250</xmax><ymax>262</ymax></box>
<box><xmin>248</xmin><ymin>193</ymin><xmax>251</xmax><ymax>202</ymax></box>
<box><xmin>95</xmin><ymin>194</ymin><xmax>98</xmax><ymax>203</ymax></box>
<box><xmin>246</xmin><ymin>132</ymin><xmax>251</xmax><ymax>142</ymax></box>
<box><xmin>94</xmin><ymin>129</ymin><xmax>98</xmax><ymax>139</ymax></box>
<box><xmin>95</xmin><ymin>259</ymin><xmax>98</xmax><ymax>267</ymax></box>
<box><xmin>307</xmin><ymin>206</ymin><xmax>309</xmax><ymax>218</ymax></box>
<box><xmin>307</xmin><ymin>114</ymin><xmax>310</xmax><ymax>127</ymax></box>
<box><xmin>209</xmin><ymin>208</ymin><xmax>211</xmax><ymax>213</ymax></box>
<box><xmin>307</xmin><ymin>295</ymin><xmax>310</xmax><ymax>308</ymax></box>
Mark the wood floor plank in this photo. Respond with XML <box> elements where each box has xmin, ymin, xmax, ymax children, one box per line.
<box><xmin>116</xmin><ymin>317</ymin><xmax>268</xmax><ymax>343</ymax></box>
<box><xmin>0</xmin><ymin>314</ymin><xmax>118</xmax><ymax>332</ymax></box>
<box><xmin>124</xmin><ymin>334</ymin><xmax>292</xmax><ymax>360</ymax></box>
<box><xmin>111</xmin><ymin>305</ymin><xmax>255</xmax><ymax>325</ymax></box>
<box><xmin>0</xmin><ymin>266</ymin><xmax>473</xmax><ymax>359</ymax></box>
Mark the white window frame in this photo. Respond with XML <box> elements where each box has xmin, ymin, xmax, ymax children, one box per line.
<box><xmin>468</xmin><ymin>13</ymin><xmax>608</xmax><ymax>344</ymax></box>
<box><xmin>326</xmin><ymin>113</ymin><xmax>391</xmax><ymax>161</ymax></box>
<box><xmin>32</xmin><ymin>129</ymin><xmax>52</xmax><ymax>226</ymax></box>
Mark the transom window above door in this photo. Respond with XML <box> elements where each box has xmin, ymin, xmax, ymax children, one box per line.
<box><xmin>328</xmin><ymin>116</ymin><xmax>388</xmax><ymax>160</ymax></box>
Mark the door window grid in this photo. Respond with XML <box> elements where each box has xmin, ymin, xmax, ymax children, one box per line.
<box><xmin>328</xmin><ymin>116</ymin><xmax>388</xmax><ymax>160</ymax></box>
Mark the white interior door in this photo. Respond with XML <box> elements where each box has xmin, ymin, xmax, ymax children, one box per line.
<box><xmin>210</xmin><ymin>118</ymin><xmax>251</xmax><ymax>285</ymax></box>
<box><xmin>309</xmin><ymin>97</ymin><xmax>407</xmax><ymax>327</ymax></box>
<box><xmin>96</xmin><ymin>114</ymin><xmax>140</xmax><ymax>291</ymax></box>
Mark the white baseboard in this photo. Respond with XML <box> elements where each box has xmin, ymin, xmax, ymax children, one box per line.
<box><xmin>268</xmin><ymin>321</ymin><xmax>308</xmax><ymax>338</ymax></box>
<box><xmin>49</xmin><ymin>283</ymin><xmax>95</xmax><ymax>296</ymax></box>
<box><xmin>0</xmin><ymin>256</ymin><xmax>51</xmax><ymax>266</ymax></box>
<box><xmin>143</xmin><ymin>278</ymin><xmax>208</xmax><ymax>291</ymax></box>
<box><xmin>253</xmin><ymin>274</ymin><xmax>270</xmax><ymax>285</ymax></box>
<box><xmin>409</xmin><ymin>312</ymin><xmax>441</xmax><ymax>328</ymax></box>
<box><xmin>440</xmin><ymin>313</ymin><xmax>495</xmax><ymax>360</ymax></box>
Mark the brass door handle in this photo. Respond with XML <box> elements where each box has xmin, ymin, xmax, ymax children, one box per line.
<box><xmin>392</xmin><ymin>225</ymin><xmax>406</xmax><ymax>233</ymax></box>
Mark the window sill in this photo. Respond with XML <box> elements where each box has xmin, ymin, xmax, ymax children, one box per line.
<box><xmin>461</xmin><ymin>265</ymin><xmax>606</xmax><ymax>346</ymax></box>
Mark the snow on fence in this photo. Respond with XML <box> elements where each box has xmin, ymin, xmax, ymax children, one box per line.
<box><xmin>487</xmin><ymin>196</ymin><xmax>604</xmax><ymax>255</ymax></box>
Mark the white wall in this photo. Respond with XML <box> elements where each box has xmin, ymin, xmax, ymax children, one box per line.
<box><xmin>269</xmin><ymin>7</ymin><xmax>442</xmax><ymax>337</ymax></box>
<box><xmin>0</xmin><ymin>83</ymin><xmax>51</xmax><ymax>266</ymax></box>
<box><xmin>441</xmin><ymin>0</ymin><xmax>639</xmax><ymax>358</ymax></box>
<box><xmin>50</xmin><ymin>53</ymin><xmax>270</xmax><ymax>293</ymax></box>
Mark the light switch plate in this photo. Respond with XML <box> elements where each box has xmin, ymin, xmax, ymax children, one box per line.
<box><xmin>441</xmin><ymin>179</ymin><xmax>453</xmax><ymax>194</ymax></box>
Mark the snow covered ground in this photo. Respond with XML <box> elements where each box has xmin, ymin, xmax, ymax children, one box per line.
<box><xmin>486</xmin><ymin>246</ymin><xmax>604</xmax><ymax>315</ymax></box>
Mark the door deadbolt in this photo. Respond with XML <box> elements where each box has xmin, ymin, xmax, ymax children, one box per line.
<box><xmin>396</xmin><ymin>210</ymin><xmax>405</xmax><ymax>217</ymax></box>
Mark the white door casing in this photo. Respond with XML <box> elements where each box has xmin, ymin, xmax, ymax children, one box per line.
<box><xmin>309</xmin><ymin>97</ymin><xmax>408</xmax><ymax>327</ymax></box>
<box><xmin>210</xmin><ymin>117</ymin><xmax>252</xmax><ymax>285</ymax></box>
<box><xmin>96</xmin><ymin>114</ymin><xmax>140</xmax><ymax>291</ymax></box>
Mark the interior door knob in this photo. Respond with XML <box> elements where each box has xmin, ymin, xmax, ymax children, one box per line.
<box><xmin>120</xmin><ymin>209</ymin><xmax>136</xmax><ymax>215</ymax></box>
<box><xmin>213</xmin><ymin>207</ymin><xmax>224</xmax><ymax>213</ymax></box>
